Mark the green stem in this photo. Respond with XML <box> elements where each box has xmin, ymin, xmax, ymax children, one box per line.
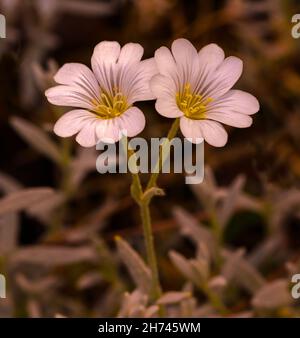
<box><xmin>127</xmin><ymin>119</ymin><xmax>180</xmax><ymax>316</ymax></box>
<box><xmin>127</xmin><ymin>141</ymin><xmax>162</xmax><ymax>301</ymax></box>
<box><xmin>147</xmin><ymin>118</ymin><xmax>180</xmax><ymax>190</ymax></box>
<box><xmin>140</xmin><ymin>201</ymin><xmax>162</xmax><ymax>301</ymax></box>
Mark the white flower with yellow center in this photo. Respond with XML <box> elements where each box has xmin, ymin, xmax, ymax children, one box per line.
<box><xmin>151</xmin><ymin>38</ymin><xmax>259</xmax><ymax>147</ymax></box>
<box><xmin>45</xmin><ymin>41</ymin><xmax>157</xmax><ymax>146</ymax></box>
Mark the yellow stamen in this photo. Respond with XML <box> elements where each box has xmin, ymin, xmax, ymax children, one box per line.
<box><xmin>176</xmin><ymin>83</ymin><xmax>213</xmax><ymax>119</ymax></box>
<box><xmin>91</xmin><ymin>88</ymin><xmax>130</xmax><ymax>119</ymax></box>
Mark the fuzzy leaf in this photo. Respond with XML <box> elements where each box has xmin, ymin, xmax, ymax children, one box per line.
<box><xmin>252</xmin><ymin>279</ymin><xmax>291</xmax><ymax>310</ymax></box>
<box><xmin>0</xmin><ymin>171</ymin><xmax>22</xmax><ymax>193</ymax></box>
<box><xmin>10</xmin><ymin>116</ymin><xmax>60</xmax><ymax>163</ymax></box>
<box><xmin>115</xmin><ymin>236</ymin><xmax>152</xmax><ymax>294</ymax></box>
<box><xmin>10</xmin><ymin>246</ymin><xmax>98</xmax><ymax>267</ymax></box>
<box><xmin>26</xmin><ymin>190</ymin><xmax>65</xmax><ymax>224</ymax></box>
<box><xmin>222</xmin><ymin>250</ymin><xmax>265</xmax><ymax>294</ymax></box>
<box><xmin>169</xmin><ymin>251</ymin><xmax>203</xmax><ymax>287</ymax></box>
<box><xmin>173</xmin><ymin>206</ymin><xmax>216</xmax><ymax>260</ymax></box>
<box><xmin>157</xmin><ymin>291</ymin><xmax>191</xmax><ymax>305</ymax></box>
<box><xmin>217</xmin><ymin>175</ymin><xmax>245</xmax><ymax>228</ymax></box>
<box><xmin>0</xmin><ymin>188</ymin><xmax>55</xmax><ymax>216</ymax></box>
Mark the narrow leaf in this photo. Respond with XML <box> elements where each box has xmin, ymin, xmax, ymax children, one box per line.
<box><xmin>252</xmin><ymin>279</ymin><xmax>291</xmax><ymax>310</ymax></box>
<box><xmin>115</xmin><ymin>236</ymin><xmax>152</xmax><ymax>293</ymax></box>
<box><xmin>0</xmin><ymin>188</ymin><xmax>55</xmax><ymax>216</ymax></box>
<box><xmin>217</xmin><ymin>175</ymin><xmax>245</xmax><ymax>228</ymax></box>
<box><xmin>222</xmin><ymin>250</ymin><xmax>265</xmax><ymax>294</ymax></box>
<box><xmin>10</xmin><ymin>116</ymin><xmax>60</xmax><ymax>163</ymax></box>
<box><xmin>173</xmin><ymin>206</ymin><xmax>216</xmax><ymax>259</ymax></box>
<box><xmin>157</xmin><ymin>291</ymin><xmax>191</xmax><ymax>305</ymax></box>
<box><xmin>169</xmin><ymin>251</ymin><xmax>200</xmax><ymax>287</ymax></box>
<box><xmin>10</xmin><ymin>246</ymin><xmax>98</xmax><ymax>267</ymax></box>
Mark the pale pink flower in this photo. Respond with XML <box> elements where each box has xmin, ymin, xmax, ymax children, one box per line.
<box><xmin>45</xmin><ymin>41</ymin><xmax>157</xmax><ymax>146</ymax></box>
<box><xmin>151</xmin><ymin>38</ymin><xmax>259</xmax><ymax>147</ymax></box>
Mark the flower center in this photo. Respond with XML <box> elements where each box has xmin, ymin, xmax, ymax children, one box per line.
<box><xmin>176</xmin><ymin>83</ymin><xmax>213</xmax><ymax>120</ymax></box>
<box><xmin>91</xmin><ymin>89</ymin><xmax>130</xmax><ymax>119</ymax></box>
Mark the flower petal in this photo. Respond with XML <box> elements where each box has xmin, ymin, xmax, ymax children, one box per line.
<box><xmin>45</xmin><ymin>85</ymin><xmax>94</xmax><ymax>109</ymax></box>
<box><xmin>96</xmin><ymin>118</ymin><xmax>122</xmax><ymax>144</ymax></box>
<box><xmin>92</xmin><ymin>41</ymin><xmax>121</xmax><ymax>67</ymax></box>
<box><xmin>198</xmin><ymin>43</ymin><xmax>225</xmax><ymax>73</ymax></box>
<box><xmin>54</xmin><ymin>109</ymin><xmax>96</xmax><ymax>137</ymax></box>
<box><xmin>179</xmin><ymin>116</ymin><xmax>204</xmax><ymax>144</ymax></box>
<box><xmin>171</xmin><ymin>38</ymin><xmax>199</xmax><ymax>86</ymax></box>
<box><xmin>150</xmin><ymin>74</ymin><xmax>176</xmax><ymax>98</ymax></box>
<box><xmin>171</xmin><ymin>38</ymin><xmax>198</xmax><ymax>68</ymax></box>
<box><xmin>154</xmin><ymin>46</ymin><xmax>178</xmax><ymax>81</ymax></box>
<box><xmin>207</xmin><ymin>111</ymin><xmax>253</xmax><ymax>128</ymax></box>
<box><xmin>180</xmin><ymin>118</ymin><xmax>228</xmax><ymax>146</ymax></box>
<box><xmin>118</xmin><ymin>107</ymin><xmax>146</xmax><ymax>137</ymax></box>
<box><xmin>203</xmin><ymin>56</ymin><xmax>243</xmax><ymax>99</ymax></box>
<box><xmin>118</xmin><ymin>43</ymin><xmax>144</xmax><ymax>66</ymax></box>
<box><xmin>194</xmin><ymin>44</ymin><xmax>225</xmax><ymax>93</ymax></box>
<box><xmin>91</xmin><ymin>41</ymin><xmax>120</xmax><ymax>89</ymax></box>
<box><xmin>76</xmin><ymin>119</ymin><xmax>98</xmax><ymax>147</ymax></box>
<box><xmin>198</xmin><ymin>120</ymin><xmax>228</xmax><ymax>147</ymax></box>
<box><xmin>95</xmin><ymin>107</ymin><xmax>146</xmax><ymax>143</ymax></box>
<box><xmin>209</xmin><ymin>90</ymin><xmax>259</xmax><ymax>115</ymax></box>
<box><xmin>54</xmin><ymin>63</ymin><xmax>99</xmax><ymax>100</ymax></box>
<box><xmin>126</xmin><ymin>58</ymin><xmax>158</xmax><ymax>102</ymax></box>
<box><xmin>155</xmin><ymin>98</ymin><xmax>183</xmax><ymax>118</ymax></box>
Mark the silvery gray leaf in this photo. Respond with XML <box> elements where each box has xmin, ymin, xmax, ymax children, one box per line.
<box><xmin>144</xmin><ymin>305</ymin><xmax>159</xmax><ymax>318</ymax></box>
<box><xmin>26</xmin><ymin>190</ymin><xmax>65</xmax><ymax>224</ymax></box>
<box><xmin>0</xmin><ymin>171</ymin><xmax>23</xmax><ymax>193</ymax></box>
<box><xmin>70</xmin><ymin>147</ymin><xmax>98</xmax><ymax>188</ymax></box>
<box><xmin>217</xmin><ymin>175</ymin><xmax>245</xmax><ymax>228</ymax></box>
<box><xmin>222</xmin><ymin>249</ymin><xmax>265</xmax><ymax>294</ymax></box>
<box><xmin>117</xmin><ymin>289</ymin><xmax>148</xmax><ymax>318</ymax></box>
<box><xmin>173</xmin><ymin>206</ymin><xmax>216</xmax><ymax>259</ymax></box>
<box><xmin>169</xmin><ymin>251</ymin><xmax>206</xmax><ymax>287</ymax></box>
<box><xmin>0</xmin><ymin>188</ymin><xmax>55</xmax><ymax>216</ymax></box>
<box><xmin>115</xmin><ymin>237</ymin><xmax>152</xmax><ymax>294</ymax></box>
<box><xmin>252</xmin><ymin>279</ymin><xmax>292</xmax><ymax>310</ymax></box>
<box><xmin>208</xmin><ymin>276</ymin><xmax>227</xmax><ymax>294</ymax></box>
<box><xmin>157</xmin><ymin>291</ymin><xmax>191</xmax><ymax>305</ymax></box>
<box><xmin>76</xmin><ymin>272</ymin><xmax>103</xmax><ymax>290</ymax></box>
<box><xmin>16</xmin><ymin>274</ymin><xmax>61</xmax><ymax>295</ymax></box>
<box><xmin>32</xmin><ymin>60</ymin><xmax>58</xmax><ymax>91</ymax></box>
<box><xmin>248</xmin><ymin>235</ymin><xmax>283</xmax><ymax>267</ymax></box>
<box><xmin>10</xmin><ymin>117</ymin><xmax>61</xmax><ymax>163</ymax></box>
<box><xmin>10</xmin><ymin>246</ymin><xmax>98</xmax><ymax>267</ymax></box>
<box><xmin>190</xmin><ymin>166</ymin><xmax>218</xmax><ymax>210</ymax></box>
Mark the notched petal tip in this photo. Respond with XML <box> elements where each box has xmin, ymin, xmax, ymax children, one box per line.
<box><xmin>118</xmin><ymin>42</ymin><xmax>144</xmax><ymax>65</ymax></box>
<box><xmin>92</xmin><ymin>41</ymin><xmax>121</xmax><ymax>65</ymax></box>
<box><xmin>171</xmin><ymin>38</ymin><xmax>195</xmax><ymax>50</ymax></box>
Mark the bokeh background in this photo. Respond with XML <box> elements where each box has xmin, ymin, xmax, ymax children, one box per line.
<box><xmin>0</xmin><ymin>0</ymin><xmax>300</xmax><ymax>317</ymax></box>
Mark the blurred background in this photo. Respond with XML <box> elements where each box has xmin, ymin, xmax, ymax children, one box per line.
<box><xmin>0</xmin><ymin>0</ymin><xmax>300</xmax><ymax>318</ymax></box>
